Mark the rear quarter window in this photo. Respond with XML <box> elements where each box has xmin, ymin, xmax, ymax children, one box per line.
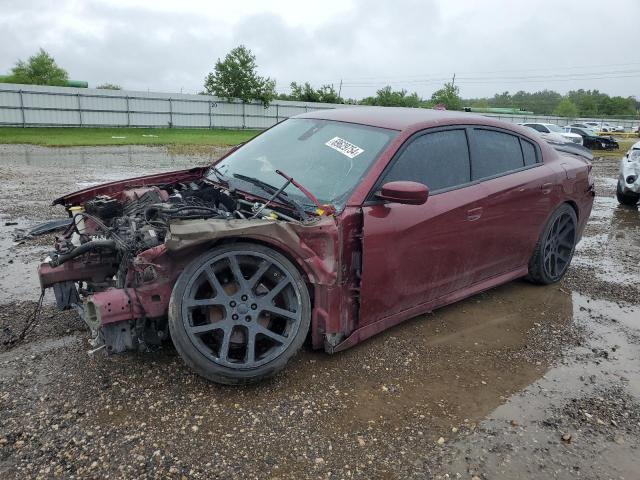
<box><xmin>470</xmin><ymin>129</ymin><xmax>525</xmax><ymax>180</ymax></box>
<box><xmin>521</xmin><ymin>139</ymin><xmax>538</xmax><ymax>166</ymax></box>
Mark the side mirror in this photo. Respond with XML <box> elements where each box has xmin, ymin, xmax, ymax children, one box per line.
<box><xmin>375</xmin><ymin>181</ymin><xmax>429</xmax><ymax>205</ymax></box>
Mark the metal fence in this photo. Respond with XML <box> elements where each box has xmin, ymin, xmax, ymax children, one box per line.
<box><xmin>0</xmin><ymin>83</ymin><xmax>638</xmax><ymax>131</ymax></box>
<box><xmin>0</xmin><ymin>83</ymin><xmax>341</xmax><ymax>129</ymax></box>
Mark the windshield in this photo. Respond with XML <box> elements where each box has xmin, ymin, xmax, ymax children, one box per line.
<box><xmin>545</xmin><ymin>124</ymin><xmax>564</xmax><ymax>133</ymax></box>
<box><xmin>209</xmin><ymin>118</ymin><xmax>397</xmax><ymax>211</ymax></box>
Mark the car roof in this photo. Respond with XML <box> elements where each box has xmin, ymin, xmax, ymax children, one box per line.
<box><xmin>295</xmin><ymin>106</ymin><xmax>511</xmax><ymax>131</ymax></box>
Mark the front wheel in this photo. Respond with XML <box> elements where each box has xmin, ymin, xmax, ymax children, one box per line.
<box><xmin>527</xmin><ymin>204</ymin><xmax>578</xmax><ymax>285</ymax></box>
<box><xmin>616</xmin><ymin>181</ymin><xmax>640</xmax><ymax>206</ymax></box>
<box><xmin>168</xmin><ymin>243</ymin><xmax>311</xmax><ymax>385</ymax></box>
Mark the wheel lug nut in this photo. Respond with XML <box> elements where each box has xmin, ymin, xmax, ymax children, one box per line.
<box><xmin>245</xmin><ymin>316</ymin><xmax>251</xmax><ymax>322</ymax></box>
<box><xmin>230</xmin><ymin>301</ymin><xmax>236</xmax><ymax>307</ymax></box>
<box><xmin>232</xmin><ymin>314</ymin><xmax>238</xmax><ymax>320</ymax></box>
<box><xmin>251</xmin><ymin>303</ymin><xmax>257</xmax><ymax>310</ymax></box>
<box><xmin>241</xmin><ymin>295</ymin><xmax>248</xmax><ymax>301</ymax></box>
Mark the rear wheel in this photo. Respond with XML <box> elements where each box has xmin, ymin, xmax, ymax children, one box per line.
<box><xmin>168</xmin><ymin>243</ymin><xmax>311</xmax><ymax>385</ymax></box>
<box><xmin>616</xmin><ymin>180</ymin><xmax>640</xmax><ymax>206</ymax></box>
<box><xmin>527</xmin><ymin>204</ymin><xmax>577</xmax><ymax>285</ymax></box>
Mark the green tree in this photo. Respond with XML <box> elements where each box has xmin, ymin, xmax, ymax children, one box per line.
<box><xmin>4</xmin><ymin>48</ymin><xmax>68</xmax><ymax>86</ymax></box>
<box><xmin>96</xmin><ymin>83</ymin><xmax>122</xmax><ymax>90</ymax></box>
<box><xmin>430</xmin><ymin>82</ymin><xmax>462</xmax><ymax>110</ymax></box>
<box><xmin>204</xmin><ymin>45</ymin><xmax>276</xmax><ymax>106</ymax></box>
<box><xmin>289</xmin><ymin>82</ymin><xmax>319</xmax><ymax>102</ymax></box>
<box><xmin>284</xmin><ymin>82</ymin><xmax>343</xmax><ymax>103</ymax></box>
<box><xmin>360</xmin><ymin>86</ymin><xmax>422</xmax><ymax>107</ymax></box>
<box><xmin>554</xmin><ymin>98</ymin><xmax>578</xmax><ymax>117</ymax></box>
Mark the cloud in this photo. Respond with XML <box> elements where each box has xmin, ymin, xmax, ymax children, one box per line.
<box><xmin>0</xmin><ymin>0</ymin><xmax>638</xmax><ymax>98</ymax></box>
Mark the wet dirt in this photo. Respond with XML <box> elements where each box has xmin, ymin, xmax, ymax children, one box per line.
<box><xmin>0</xmin><ymin>145</ymin><xmax>639</xmax><ymax>479</ymax></box>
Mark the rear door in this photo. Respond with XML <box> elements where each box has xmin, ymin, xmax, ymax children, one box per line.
<box><xmin>359</xmin><ymin>128</ymin><xmax>488</xmax><ymax>325</ymax></box>
<box><xmin>467</xmin><ymin>127</ymin><xmax>553</xmax><ymax>278</ymax></box>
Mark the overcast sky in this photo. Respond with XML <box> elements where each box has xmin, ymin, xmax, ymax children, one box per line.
<box><xmin>1</xmin><ymin>0</ymin><xmax>639</xmax><ymax>99</ymax></box>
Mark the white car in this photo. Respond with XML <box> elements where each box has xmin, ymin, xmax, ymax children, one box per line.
<box><xmin>519</xmin><ymin>123</ymin><xmax>583</xmax><ymax>145</ymax></box>
<box><xmin>583</xmin><ymin>121</ymin><xmax>624</xmax><ymax>133</ymax></box>
<box><xmin>617</xmin><ymin>140</ymin><xmax>640</xmax><ymax>206</ymax></box>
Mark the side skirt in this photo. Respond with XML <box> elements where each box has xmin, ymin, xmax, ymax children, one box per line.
<box><xmin>328</xmin><ymin>265</ymin><xmax>529</xmax><ymax>353</ymax></box>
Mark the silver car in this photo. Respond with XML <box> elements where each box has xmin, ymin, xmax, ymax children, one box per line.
<box><xmin>519</xmin><ymin>123</ymin><xmax>583</xmax><ymax>145</ymax></box>
<box><xmin>617</xmin><ymin>140</ymin><xmax>640</xmax><ymax>206</ymax></box>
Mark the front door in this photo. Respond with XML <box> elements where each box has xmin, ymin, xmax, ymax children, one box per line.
<box><xmin>359</xmin><ymin>128</ymin><xmax>488</xmax><ymax>325</ymax></box>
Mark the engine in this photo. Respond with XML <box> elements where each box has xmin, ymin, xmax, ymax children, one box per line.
<box><xmin>48</xmin><ymin>181</ymin><xmax>245</xmax><ymax>274</ymax></box>
<box><xmin>39</xmin><ymin>178</ymin><xmax>307</xmax><ymax>355</ymax></box>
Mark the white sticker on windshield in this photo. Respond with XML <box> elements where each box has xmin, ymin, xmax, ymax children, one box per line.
<box><xmin>325</xmin><ymin>136</ymin><xmax>364</xmax><ymax>159</ymax></box>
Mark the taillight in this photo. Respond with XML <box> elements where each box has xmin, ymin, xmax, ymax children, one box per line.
<box><xmin>587</xmin><ymin>164</ymin><xmax>594</xmax><ymax>186</ymax></box>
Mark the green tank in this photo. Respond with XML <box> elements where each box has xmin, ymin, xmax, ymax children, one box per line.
<box><xmin>0</xmin><ymin>76</ymin><xmax>88</xmax><ymax>88</ymax></box>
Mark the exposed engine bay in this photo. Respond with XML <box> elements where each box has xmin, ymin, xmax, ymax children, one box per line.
<box><xmin>39</xmin><ymin>177</ymin><xmax>311</xmax><ymax>355</ymax></box>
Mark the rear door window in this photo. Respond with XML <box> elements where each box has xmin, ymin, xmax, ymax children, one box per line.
<box><xmin>470</xmin><ymin>129</ymin><xmax>525</xmax><ymax>180</ymax></box>
<box><xmin>381</xmin><ymin>129</ymin><xmax>471</xmax><ymax>192</ymax></box>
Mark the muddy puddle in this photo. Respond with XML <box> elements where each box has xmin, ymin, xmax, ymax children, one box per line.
<box><xmin>441</xmin><ymin>292</ymin><xmax>640</xmax><ymax>479</ymax></box>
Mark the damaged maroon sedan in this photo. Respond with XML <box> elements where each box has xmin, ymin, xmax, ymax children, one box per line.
<box><xmin>38</xmin><ymin>107</ymin><xmax>594</xmax><ymax>384</ymax></box>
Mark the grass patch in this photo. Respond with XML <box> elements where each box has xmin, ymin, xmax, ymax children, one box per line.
<box><xmin>0</xmin><ymin>127</ymin><xmax>259</xmax><ymax>147</ymax></box>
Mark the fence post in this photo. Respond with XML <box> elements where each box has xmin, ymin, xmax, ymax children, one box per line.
<box><xmin>18</xmin><ymin>89</ymin><xmax>25</xmax><ymax>127</ymax></box>
<box><xmin>208</xmin><ymin>101</ymin><xmax>213</xmax><ymax>129</ymax></box>
<box><xmin>242</xmin><ymin>102</ymin><xmax>246</xmax><ymax>129</ymax></box>
<box><xmin>276</xmin><ymin>104</ymin><xmax>279</xmax><ymax>123</ymax></box>
<box><xmin>77</xmin><ymin>93</ymin><xmax>83</xmax><ymax>127</ymax></box>
<box><xmin>168</xmin><ymin>98</ymin><xmax>173</xmax><ymax>128</ymax></box>
<box><xmin>125</xmin><ymin>96</ymin><xmax>130</xmax><ymax>127</ymax></box>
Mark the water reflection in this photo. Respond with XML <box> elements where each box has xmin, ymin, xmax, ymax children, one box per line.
<box><xmin>0</xmin><ymin>144</ymin><xmax>208</xmax><ymax>170</ymax></box>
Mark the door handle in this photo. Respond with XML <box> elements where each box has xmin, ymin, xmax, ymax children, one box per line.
<box><xmin>466</xmin><ymin>207</ymin><xmax>483</xmax><ymax>221</ymax></box>
<box><xmin>541</xmin><ymin>182</ymin><xmax>552</xmax><ymax>195</ymax></box>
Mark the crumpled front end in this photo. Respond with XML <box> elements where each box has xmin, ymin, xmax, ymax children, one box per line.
<box><xmin>619</xmin><ymin>153</ymin><xmax>640</xmax><ymax>194</ymax></box>
<box><xmin>37</xmin><ymin>175</ymin><xmax>352</xmax><ymax>355</ymax></box>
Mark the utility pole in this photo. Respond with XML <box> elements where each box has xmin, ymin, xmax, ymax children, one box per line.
<box><xmin>451</xmin><ymin>73</ymin><xmax>456</xmax><ymax>87</ymax></box>
<box><xmin>338</xmin><ymin>79</ymin><xmax>343</xmax><ymax>99</ymax></box>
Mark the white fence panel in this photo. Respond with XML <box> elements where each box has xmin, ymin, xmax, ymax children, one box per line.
<box><xmin>0</xmin><ymin>83</ymin><xmax>637</xmax><ymax>131</ymax></box>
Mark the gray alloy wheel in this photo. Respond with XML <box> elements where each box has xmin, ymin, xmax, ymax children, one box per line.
<box><xmin>527</xmin><ymin>204</ymin><xmax>578</xmax><ymax>285</ymax></box>
<box><xmin>168</xmin><ymin>243</ymin><xmax>311</xmax><ymax>385</ymax></box>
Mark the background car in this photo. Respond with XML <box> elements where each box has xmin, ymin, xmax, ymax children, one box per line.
<box><xmin>567</xmin><ymin>126</ymin><xmax>619</xmax><ymax>150</ymax></box>
<box><xmin>37</xmin><ymin>107</ymin><xmax>595</xmax><ymax>384</ymax></box>
<box><xmin>569</xmin><ymin>123</ymin><xmax>600</xmax><ymax>135</ymax></box>
<box><xmin>581</xmin><ymin>121</ymin><xmax>624</xmax><ymax>133</ymax></box>
<box><xmin>601</xmin><ymin>122</ymin><xmax>625</xmax><ymax>133</ymax></box>
<box><xmin>519</xmin><ymin>122</ymin><xmax>583</xmax><ymax>145</ymax></box>
<box><xmin>617</xmin><ymin>140</ymin><xmax>640</xmax><ymax>206</ymax></box>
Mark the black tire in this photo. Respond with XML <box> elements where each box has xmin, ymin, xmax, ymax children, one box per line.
<box><xmin>616</xmin><ymin>180</ymin><xmax>640</xmax><ymax>206</ymax></box>
<box><xmin>168</xmin><ymin>242</ymin><xmax>311</xmax><ymax>385</ymax></box>
<box><xmin>527</xmin><ymin>204</ymin><xmax>578</xmax><ymax>285</ymax></box>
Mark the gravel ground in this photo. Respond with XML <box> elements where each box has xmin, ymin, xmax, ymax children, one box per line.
<box><xmin>0</xmin><ymin>145</ymin><xmax>639</xmax><ymax>479</ymax></box>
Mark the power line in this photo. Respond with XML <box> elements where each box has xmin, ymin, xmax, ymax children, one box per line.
<box><xmin>284</xmin><ymin>62</ymin><xmax>640</xmax><ymax>89</ymax></box>
<box><xmin>339</xmin><ymin>71</ymin><xmax>640</xmax><ymax>88</ymax></box>
<box><xmin>335</xmin><ymin>61</ymin><xmax>640</xmax><ymax>82</ymax></box>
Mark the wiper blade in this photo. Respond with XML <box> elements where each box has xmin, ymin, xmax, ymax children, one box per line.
<box><xmin>233</xmin><ymin>173</ymin><xmax>308</xmax><ymax>219</ymax></box>
<box><xmin>209</xmin><ymin>166</ymin><xmax>228</xmax><ymax>184</ymax></box>
<box><xmin>275</xmin><ymin>170</ymin><xmax>336</xmax><ymax>215</ymax></box>
<box><xmin>232</xmin><ymin>173</ymin><xmax>287</xmax><ymax>196</ymax></box>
